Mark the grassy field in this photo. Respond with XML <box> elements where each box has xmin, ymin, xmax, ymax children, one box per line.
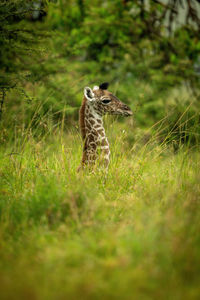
<box><xmin>0</xmin><ymin>108</ymin><xmax>200</xmax><ymax>299</ymax></box>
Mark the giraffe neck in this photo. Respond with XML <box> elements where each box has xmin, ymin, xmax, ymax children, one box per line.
<box><xmin>81</xmin><ymin>101</ymin><xmax>110</xmax><ymax>167</ymax></box>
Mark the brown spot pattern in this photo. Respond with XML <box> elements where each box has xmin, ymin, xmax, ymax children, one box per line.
<box><xmin>78</xmin><ymin>85</ymin><xmax>132</xmax><ymax>170</ymax></box>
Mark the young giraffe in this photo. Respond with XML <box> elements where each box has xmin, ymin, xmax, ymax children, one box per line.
<box><xmin>78</xmin><ymin>82</ymin><xmax>132</xmax><ymax>171</ymax></box>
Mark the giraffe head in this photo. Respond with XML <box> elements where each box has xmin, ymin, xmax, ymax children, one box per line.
<box><xmin>84</xmin><ymin>82</ymin><xmax>133</xmax><ymax>117</ymax></box>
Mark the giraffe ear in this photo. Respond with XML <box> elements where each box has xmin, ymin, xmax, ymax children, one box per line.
<box><xmin>84</xmin><ymin>87</ymin><xmax>95</xmax><ymax>102</ymax></box>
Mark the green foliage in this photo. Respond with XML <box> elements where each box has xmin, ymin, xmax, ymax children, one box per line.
<box><xmin>0</xmin><ymin>0</ymin><xmax>46</xmax><ymax>88</ymax></box>
<box><xmin>1</xmin><ymin>0</ymin><xmax>200</xmax><ymax>131</ymax></box>
<box><xmin>46</xmin><ymin>0</ymin><xmax>200</xmax><ymax>89</ymax></box>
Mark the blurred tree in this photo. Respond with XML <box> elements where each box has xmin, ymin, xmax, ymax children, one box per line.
<box><xmin>46</xmin><ymin>0</ymin><xmax>200</xmax><ymax>93</ymax></box>
<box><xmin>0</xmin><ymin>0</ymin><xmax>49</xmax><ymax>119</ymax></box>
<box><xmin>0</xmin><ymin>0</ymin><xmax>200</xmax><ymax>131</ymax></box>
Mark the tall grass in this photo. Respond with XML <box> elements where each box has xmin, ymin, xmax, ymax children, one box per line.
<box><xmin>0</xmin><ymin>95</ymin><xmax>200</xmax><ymax>299</ymax></box>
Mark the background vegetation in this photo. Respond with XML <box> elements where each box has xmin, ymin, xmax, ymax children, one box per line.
<box><xmin>0</xmin><ymin>0</ymin><xmax>200</xmax><ymax>299</ymax></box>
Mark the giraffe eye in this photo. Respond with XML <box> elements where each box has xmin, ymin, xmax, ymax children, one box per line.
<box><xmin>102</xmin><ymin>99</ymin><xmax>111</xmax><ymax>104</ymax></box>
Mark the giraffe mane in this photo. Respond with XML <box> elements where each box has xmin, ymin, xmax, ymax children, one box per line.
<box><xmin>79</xmin><ymin>96</ymin><xmax>87</xmax><ymax>140</ymax></box>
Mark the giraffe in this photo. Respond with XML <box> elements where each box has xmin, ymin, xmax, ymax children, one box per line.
<box><xmin>78</xmin><ymin>82</ymin><xmax>132</xmax><ymax>171</ymax></box>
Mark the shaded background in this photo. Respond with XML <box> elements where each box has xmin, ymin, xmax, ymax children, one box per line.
<box><xmin>0</xmin><ymin>0</ymin><xmax>200</xmax><ymax>146</ymax></box>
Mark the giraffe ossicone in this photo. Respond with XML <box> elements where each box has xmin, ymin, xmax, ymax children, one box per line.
<box><xmin>93</xmin><ymin>86</ymin><xmax>99</xmax><ymax>91</ymax></box>
<box><xmin>78</xmin><ymin>82</ymin><xmax>132</xmax><ymax>171</ymax></box>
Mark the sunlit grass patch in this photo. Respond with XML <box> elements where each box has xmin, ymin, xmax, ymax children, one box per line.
<box><xmin>0</xmin><ymin>108</ymin><xmax>200</xmax><ymax>299</ymax></box>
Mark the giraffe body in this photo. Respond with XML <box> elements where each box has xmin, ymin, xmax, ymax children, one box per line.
<box><xmin>78</xmin><ymin>83</ymin><xmax>132</xmax><ymax>171</ymax></box>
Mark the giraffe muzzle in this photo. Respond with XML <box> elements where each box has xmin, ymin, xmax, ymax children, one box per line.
<box><xmin>124</xmin><ymin>111</ymin><xmax>133</xmax><ymax>116</ymax></box>
<box><xmin>122</xmin><ymin>104</ymin><xmax>133</xmax><ymax>116</ymax></box>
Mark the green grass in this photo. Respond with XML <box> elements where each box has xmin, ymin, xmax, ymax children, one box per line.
<box><xmin>0</xmin><ymin>115</ymin><xmax>200</xmax><ymax>300</ymax></box>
